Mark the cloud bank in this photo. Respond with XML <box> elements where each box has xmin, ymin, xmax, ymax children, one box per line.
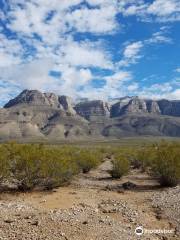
<box><xmin>0</xmin><ymin>0</ymin><xmax>179</xmax><ymax>105</ymax></box>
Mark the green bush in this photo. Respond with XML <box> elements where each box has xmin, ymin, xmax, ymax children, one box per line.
<box><xmin>110</xmin><ymin>154</ymin><xmax>130</xmax><ymax>178</ymax></box>
<box><xmin>8</xmin><ymin>144</ymin><xmax>43</xmax><ymax>191</ymax></box>
<box><xmin>40</xmin><ymin>149</ymin><xmax>79</xmax><ymax>190</ymax></box>
<box><xmin>74</xmin><ymin>149</ymin><xmax>102</xmax><ymax>173</ymax></box>
<box><xmin>152</xmin><ymin>142</ymin><xmax>180</xmax><ymax>187</ymax></box>
<box><xmin>0</xmin><ymin>145</ymin><xmax>10</xmax><ymax>183</ymax></box>
<box><xmin>134</xmin><ymin>146</ymin><xmax>156</xmax><ymax>171</ymax></box>
<box><xmin>0</xmin><ymin>143</ymin><xmax>103</xmax><ymax>191</ymax></box>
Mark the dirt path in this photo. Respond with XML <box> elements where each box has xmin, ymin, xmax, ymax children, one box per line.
<box><xmin>0</xmin><ymin>159</ymin><xmax>179</xmax><ymax>240</ymax></box>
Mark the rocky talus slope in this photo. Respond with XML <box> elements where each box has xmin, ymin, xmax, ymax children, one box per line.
<box><xmin>0</xmin><ymin>89</ymin><xmax>180</xmax><ymax>141</ymax></box>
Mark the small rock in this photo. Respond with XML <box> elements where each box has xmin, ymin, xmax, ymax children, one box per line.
<box><xmin>82</xmin><ymin>220</ymin><xmax>88</xmax><ymax>225</ymax></box>
<box><xmin>122</xmin><ymin>181</ymin><xmax>137</xmax><ymax>190</ymax></box>
<box><xmin>4</xmin><ymin>219</ymin><xmax>15</xmax><ymax>223</ymax></box>
<box><xmin>30</xmin><ymin>220</ymin><xmax>39</xmax><ymax>226</ymax></box>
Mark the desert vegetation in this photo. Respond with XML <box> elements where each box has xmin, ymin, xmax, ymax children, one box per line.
<box><xmin>0</xmin><ymin>142</ymin><xmax>103</xmax><ymax>191</ymax></box>
<box><xmin>133</xmin><ymin>141</ymin><xmax>180</xmax><ymax>187</ymax></box>
<box><xmin>105</xmin><ymin>141</ymin><xmax>180</xmax><ymax>186</ymax></box>
<box><xmin>0</xmin><ymin>141</ymin><xmax>179</xmax><ymax>192</ymax></box>
<box><xmin>110</xmin><ymin>154</ymin><xmax>130</xmax><ymax>178</ymax></box>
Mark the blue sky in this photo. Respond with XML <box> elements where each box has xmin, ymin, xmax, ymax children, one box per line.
<box><xmin>0</xmin><ymin>0</ymin><xmax>180</xmax><ymax>105</ymax></box>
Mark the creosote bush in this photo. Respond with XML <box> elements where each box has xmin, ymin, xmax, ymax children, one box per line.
<box><xmin>151</xmin><ymin>142</ymin><xmax>180</xmax><ymax>187</ymax></box>
<box><xmin>135</xmin><ymin>141</ymin><xmax>180</xmax><ymax>187</ymax></box>
<box><xmin>110</xmin><ymin>154</ymin><xmax>130</xmax><ymax>179</ymax></box>
<box><xmin>74</xmin><ymin>149</ymin><xmax>102</xmax><ymax>173</ymax></box>
<box><xmin>0</xmin><ymin>142</ymin><xmax>103</xmax><ymax>191</ymax></box>
<box><xmin>133</xmin><ymin>146</ymin><xmax>156</xmax><ymax>172</ymax></box>
<box><xmin>0</xmin><ymin>141</ymin><xmax>179</xmax><ymax>191</ymax></box>
<box><xmin>0</xmin><ymin>145</ymin><xmax>10</xmax><ymax>183</ymax></box>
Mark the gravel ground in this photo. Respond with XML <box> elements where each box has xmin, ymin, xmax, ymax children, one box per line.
<box><xmin>152</xmin><ymin>186</ymin><xmax>180</xmax><ymax>236</ymax></box>
<box><xmin>0</xmin><ymin>199</ymin><xmax>165</xmax><ymax>240</ymax></box>
<box><xmin>0</xmin><ymin>160</ymin><xmax>179</xmax><ymax>240</ymax></box>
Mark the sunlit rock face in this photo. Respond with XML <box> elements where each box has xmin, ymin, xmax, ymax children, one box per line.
<box><xmin>74</xmin><ymin>100</ymin><xmax>110</xmax><ymax>120</ymax></box>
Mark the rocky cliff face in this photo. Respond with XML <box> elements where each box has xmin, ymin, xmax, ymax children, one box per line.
<box><xmin>110</xmin><ymin>97</ymin><xmax>149</xmax><ymax>117</ymax></box>
<box><xmin>1</xmin><ymin>90</ymin><xmax>180</xmax><ymax>140</ymax></box>
<box><xmin>74</xmin><ymin>100</ymin><xmax>110</xmax><ymax>120</ymax></box>
<box><xmin>110</xmin><ymin>97</ymin><xmax>180</xmax><ymax>117</ymax></box>
<box><xmin>58</xmin><ymin>95</ymin><xmax>76</xmax><ymax>115</ymax></box>
<box><xmin>157</xmin><ymin>100</ymin><xmax>180</xmax><ymax>117</ymax></box>
<box><xmin>4</xmin><ymin>90</ymin><xmax>59</xmax><ymax>108</ymax></box>
<box><xmin>4</xmin><ymin>90</ymin><xmax>76</xmax><ymax>114</ymax></box>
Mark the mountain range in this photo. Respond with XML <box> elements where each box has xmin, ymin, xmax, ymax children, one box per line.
<box><xmin>0</xmin><ymin>89</ymin><xmax>180</xmax><ymax>141</ymax></box>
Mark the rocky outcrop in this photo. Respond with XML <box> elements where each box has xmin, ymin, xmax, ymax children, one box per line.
<box><xmin>146</xmin><ymin>100</ymin><xmax>161</xmax><ymax>114</ymax></box>
<box><xmin>110</xmin><ymin>97</ymin><xmax>162</xmax><ymax>117</ymax></box>
<box><xmin>4</xmin><ymin>90</ymin><xmax>76</xmax><ymax>114</ymax></box>
<box><xmin>4</xmin><ymin>90</ymin><xmax>60</xmax><ymax>108</ymax></box>
<box><xmin>74</xmin><ymin>100</ymin><xmax>110</xmax><ymax>120</ymax></box>
<box><xmin>157</xmin><ymin>99</ymin><xmax>180</xmax><ymax>117</ymax></box>
<box><xmin>58</xmin><ymin>96</ymin><xmax>76</xmax><ymax>115</ymax></box>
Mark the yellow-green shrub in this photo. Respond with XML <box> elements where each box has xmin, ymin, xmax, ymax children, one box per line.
<box><xmin>0</xmin><ymin>145</ymin><xmax>10</xmax><ymax>183</ymax></box>
<box><xmin>134</xmin><ymin>146</ymin><xmax>156</xmax><ymax>171</ymax></box>
<box><xmin>74</xmin><ymin>149</ymin><xmax>102</xmax><ymax>173</ymax></box>
<box><xmin>40</xmin><ymin>149</ymin><xmax>79</xmax><ymax>189</ymax></box>
<box><xmin>152</xmin><ymin>142</ymin><xmax>180</xmax><ymax>187</ymax></box>
<box><xmin>0</xmin><ymin>143</ymin><xmax>104</xmax><ymax>191</ymax></box>
<box><xmin>8</xmin><ymin>144</ymin><xmax>43</xmax><ymax>191</ymax></box>
<box><xmin>110</xmin><ymin>154</ymin><xmax>130</xmax><ymax>178</ymax></box>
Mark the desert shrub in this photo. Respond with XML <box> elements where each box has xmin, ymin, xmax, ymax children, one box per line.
<box><xmin>134</xmin><ymin>146</ymin><xmax>156</xmax><ymax>171</ymax></box>
<box><xmin>110</xmin><ymin>154</ymin><xmax>130</xmax><ymax>178</ymax></box>
<box><xmin>0</xmin><ymin>143</ymin><xmax>79</xmax><ymax>191</ymax></box>
<box><xmin>74</xmin><ymin>149</ymin><xmax>102</xmax><ymax>173</ymax></box>
<box><xmin>152</xmin><ymin>142</ymin><xmax>180</xmax><ymax>187</ymax></box>
<box><xmin>0</xmin><ymin>145</ymin><xmax>10</xmax><ymax>183</ymax></box>
<box><xmin>40</xmin><ymin>149</ymin><xmax>79</xmax><ymax>190</ymax></box>
<box><xmin>9</xmin><ymin>144</ymin><xmax>43</xmax><ymax>191</ymax></box>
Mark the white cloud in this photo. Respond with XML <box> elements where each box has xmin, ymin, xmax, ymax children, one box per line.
<box><xmin>105</xmin><ymin>71</ymin><xmax>131</xmax><ymax>83</ymax></box>
<box><xmin>138</xmin><ymin>82</ymin><xmax>180</xmax><ymax>100</ymax></box>
<box><xmin>120</xmin><ymin>0</ymin><xmax>180</xmax><ymax>22</ymax></box>
<box><xmin>175</xmin><ymin>68</ymin><xmax>180</xmax><ymax>73</ymax></box>
<box><xmin>147</xmin><ymin>0</ymin><xmax>180</xmax><ymax>17</ymax></box>
<box><xmin>117</xmin><ymin>27</ymin><xmax>172</xmax><ymax>68</ymax></box>
<box><xmin>0</xmin><ymin>0</ymin><xmax>179</xmax><ymax>104</ymax></box>
<box><xmin>0</xmin><ymin>34</ymin><xmax>23</xmax><ymax>67</ymax></box>
<box><xmin>66</xmin><ymin>5</ymin><xmax>118</xmax><ymax>34</ymax></box>
<box><xmin>0</xmin><ymin>59</ymin><xmax>55</xmax><ymax>89</ymax></box>
<box><xmin>127</xmin><ymin>83</ymin><xmax>139</xmax><ymax>91</ymax></box>
<box><xmin>123</xmin><ymin>41</ymin><xmax>143</xmax><ymax>59</ymax></box>
<box><xmin>146</xmin><ymin>31</ymin><xmax>172</xmax><ymax>44</ymax></box>
<box><xmin>58</xmin><ymin>65</ymin><xmax>93</xmax><ymax>96</ymax></box>
<box><xmin>168</xmin><ymin>89</ymin><xmax>180</xmax><ymax>99</ymax></box>
<box><xmin>60</xmin><ymin>40</ymin><xmax>112</xmax><ymax>69</ymax></box>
